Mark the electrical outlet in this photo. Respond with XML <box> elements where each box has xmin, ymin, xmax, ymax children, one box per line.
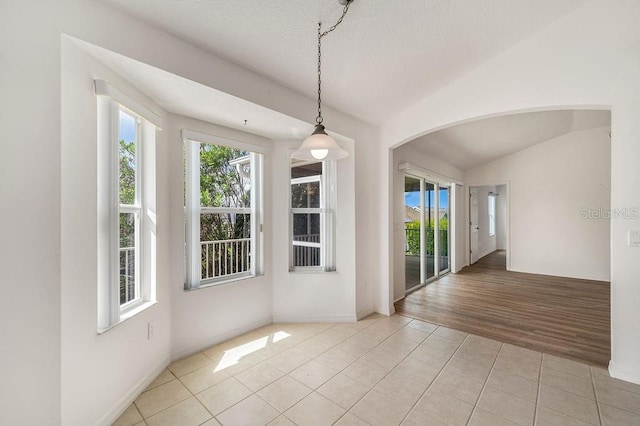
<box><xmin>148</xmin><ymin>321</ymin><xmax>155</xmax><ymax>340</ymax></box>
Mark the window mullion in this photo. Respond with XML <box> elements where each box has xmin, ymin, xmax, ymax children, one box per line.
<box><xmin>250</xmin><ymin>152</ymin><xmax>262</xmax><ymax>276</ymax></box>
<box><xmin>434</xmin><ymin>183</ymin><xmax>440</xmax><ymax>275</ymax></box>
<box><xmin>134</xmin><ymin>117</ymin><xmax>142</xmax><ymax>303</ymax></box>
<box><xmin>109</xmin><ymin>101</ymin><xmax>121</xmax><ymax>324</ymax></box>
<box><xmin>201</xmin><ymin>207</ymin><xmax>251</xmax><ymax>214</ymax></box>
<box><xmin>185</xmin><ymin>141</ymin><xmax>201</xmax><ymax>289</ymax></box>
<box><xmin>323</xmin><ymin>161</ymin><xmax>337</xmax><ymax>271</ymax></box>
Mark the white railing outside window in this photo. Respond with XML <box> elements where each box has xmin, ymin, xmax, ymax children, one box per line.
<box><xmin>290</xmin><ymin>160</ymin><xmax>336</xmax><ymax>272</ymax></box>
<box><xmin>292</xmin><ymin>234</ymin><xmax>320</xmax><ymax>267</ymax></box>
<box><xmin>183</xmin><ymin>132</ymin><xmax>264</xmax><ymax>290</ymax></box>
<box><xmin>201</xmin><ymin>238</ymin><xmax>251</xmax><ymax>280</ymax></box>
<box><xmin>119</xmin><ymin>246</ymin><xmax>135</xmax><ymax>304</ymax></box>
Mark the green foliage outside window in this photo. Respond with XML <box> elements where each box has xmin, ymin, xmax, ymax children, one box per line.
<box><xmin>198</xmin><ymin>144</ymin><xmax>250</xmax><ymax>243</ymax></box>
<box><xmin>119</xmin><ymin>140</ymin><xmax>136</xmax><ymax>247</ymax></box>
<box><xmin>405</xmin><ymin>218</ymin><xmax>449</xmax><ymax>256</ymax></box>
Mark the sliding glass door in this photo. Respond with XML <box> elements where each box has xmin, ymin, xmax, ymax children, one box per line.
<box><xmin>439</xmin><ymin>186</ymin><xmax>450</xmax><ymax>274</ymax></box>
<box><xmin>404</xmin><ymin>176</ymin><xmax>422</xmax><ymax>291</ymax></box>
<box><xmin>424</xmin><ymin>182</ymin><xmax>436</xmax><ymax>282</ymax></box>
<box><xmin>404</xmin><ymin>175</ymin><xmax>450</xmax><ymax>293</ymax></box>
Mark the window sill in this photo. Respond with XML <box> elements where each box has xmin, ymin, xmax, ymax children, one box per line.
<box><xmin>97</xmin><ymin>300</ymin><xmax>158</xmax><ymax>335</ymax></box>
<box><xmin>185</xmin><ymin>273</ymin><xmax>263</xmax><ymax>292</ymax></box>
<box><xmin>289</xmin><ymin>268</ymin><xmax>337</xmax><ymax>274</ymax></box>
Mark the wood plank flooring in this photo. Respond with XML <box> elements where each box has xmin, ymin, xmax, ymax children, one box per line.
<box><xmin>395</xmin><ymin>250</ymin><xmax>611</xmax><ymax>366</ymax></box>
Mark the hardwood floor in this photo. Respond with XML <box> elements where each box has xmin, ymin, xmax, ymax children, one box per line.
<box><xmin>395</xmin><ymin>250</ymin><xmax>611</xmax><ymax>366</ymax></box>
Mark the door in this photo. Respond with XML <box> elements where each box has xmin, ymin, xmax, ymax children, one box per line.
<box><xmin>404</xmin><ymin>175</ymin><xmax>450</xmax><ymax>293</ymax></box>
<box><xmin>424</xmin><ymin>181</ymin><xmax>436</xmax><ymax>282</ymax></box>
<box><xmin>404</xmin><ymin>176</ymin><xmax>422</xmax><ymax>291</ymax></box>
<box><xmin>439</xmin><ymin>185</ymin><xmax>450</xmax><ymax>273</ymax></box>
<box><xmin>470</xmin><ymin>187</ymin><xmax>479</xmax><ymax>264</ymax></box>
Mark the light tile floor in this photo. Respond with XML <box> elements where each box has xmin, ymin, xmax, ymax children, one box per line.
<box><xmin>113</xmin><ymin>314</ymin><xmax>640</xmax><ymax>425</ymax></box>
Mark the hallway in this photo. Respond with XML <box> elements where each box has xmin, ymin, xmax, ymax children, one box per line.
<box><xmin>395</xmin><ymin>251</ymin><xmax>610</xmax><ymax>366</ymax></box>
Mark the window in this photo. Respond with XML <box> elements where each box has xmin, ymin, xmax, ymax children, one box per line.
<box><xmin>184</xmin><ymin>131</ymin><xmax>264</xmax><ymax>289</ymax></box>
<box><xmin>118</xmin><ymin>110</ymin><xmax>141</xmax><ymax>305</ymax></box>
<box><xmin>96</xmin><ymin>80</ymin><xmax>160</xmax><ymax>332</ymax></box>
<box><xmin>290</xmin><ymin>160</ymin><xmax>336</xmax><ymax>271</ymax></box>
<box><xmin>488</xmin><ymin>193</ymin><xmax>496</xmax><ymax>236</ymax></box>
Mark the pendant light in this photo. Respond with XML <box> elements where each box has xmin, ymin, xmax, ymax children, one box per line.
<box><xmin>292</xmin><ymin>0</ymin><xmax>353</xmax><ymax>161</ymax></box>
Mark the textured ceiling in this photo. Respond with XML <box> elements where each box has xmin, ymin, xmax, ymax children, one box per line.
<box><xmin>74</xmin><ymin>38</ymin><xmax>320</xmax><ymax>141</ymax></box>
<box><xmin>98</xmin><ymin>0</ymin><xmax>588</xmax><ymax>124</ymax></box>
<box><xmin>403</xmin><ymin>110</ymin><xmax>611</xmax><ymax>171</ymax></box>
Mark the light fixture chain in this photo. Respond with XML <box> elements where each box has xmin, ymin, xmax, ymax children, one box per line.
<box><xmin>317</xmin><ymin>22</ymin><xmax>323</xmax><ymax>124</ymax></box>
<box><xmin>321</xmin><ymin>1</ymin><xmax>351</xmax><ymax>38</ymax></box>
<box><xmin>315</xmin><ymin>0</ymin><xmax>352</xmax><ymax>125</ymax></box>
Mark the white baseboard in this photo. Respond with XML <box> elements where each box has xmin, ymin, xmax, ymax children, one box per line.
<box><xmin>171</xmin><ymin>316</ymin><xmax>273</xmax><ymax>361</ymax></box>
<box><xmin>272</xmin><ymin>313</ymin><xmax>357</xmax><ymax>323</ymax></box>
<box><xmin>95</xmin><ymin>357</ymin><xmax>171</xmax><ymax>426</ymax></box>
<box><xmin>608</xmin><ymin>360</ymin><xmax>640</xmax><ymax>385</ymax></box>
<box><xmin>356</xmin><ymin>309</ymin><xmax>375</xmax><ymax>320</ymax></box>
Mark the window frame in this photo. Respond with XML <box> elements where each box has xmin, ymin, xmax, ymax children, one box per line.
<box><xmin>118</xmin><ymin>108</ymin><xmax>143</xmax><ymax>310</ymax></box>
<box><xmin>96</xmin><ymin>80</ymin><xmax>160</xmax><ymax>333</ymax></box>
<box><xmin>289</xmin><ymin>160</ymin><xmax>337</xmax><ymax>272</ymax></box>
<box><xmin>488</xmin><ymin>193</ymin><xmax>496</xmax><ymax>237</ymax></box>
<box><xmin>183</xmin><ymin>130</ymin><xmax>264</xmax><ymax>290</ymax></box>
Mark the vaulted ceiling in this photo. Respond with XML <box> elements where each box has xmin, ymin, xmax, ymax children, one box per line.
<box><xmin>99</xmin><ymin>0</ymin><xmax>588</xmax><ymax>124</ymax></box>
<box><xmin>402</xmin><ymin>110</ymin><xmax>611</xmax><ymax>170</ymax></box>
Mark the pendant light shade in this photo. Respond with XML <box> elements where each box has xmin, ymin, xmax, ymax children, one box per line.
<box><xmin>294</xmin><ymin>0</ymin><xmax>353</xmax><ymax>162</ymax></box>
<box><xmin>292</xmin><ymin>124</ymin><xmax>348</xmax><ymax>161</ymax></box>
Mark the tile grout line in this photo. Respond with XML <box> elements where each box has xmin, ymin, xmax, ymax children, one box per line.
<box><xmin>329</xmin><ymin>318</ymin><xmax>423</xmax><ymax>425</ymax></box>
<box><xmin>590</xmin><ymin>366</ymin><xmax>604</xmax><ymax>426</ymax></box>
<box><xmin>133</xmin><ymin>316</ymin><xmax>630</xmax><ymax>426</ymax></box>
<box><xmin>179</xmin><ymin>361</ymin><xmax>218</xmax><ymax>425</ymax></box>
<box><xmin>147</xmin><ymin>322</ymin><xmax>344</xmax><ymax>424</ymax></box>
<box><xmin>273</xmin><ymin>318</ymin><xmax>387</xmax><ymax>424</ymax></box>
<box><xmin>397</xmin><ymin>328</ymin><xmax>472</xmax><ymax>424</ymax></box>
<box><xmin>538</xmin><ymin>355</ymin><xmax>608</xmax><ymax>426</ymax></box>
<box><xmin>324</xmin><ymin>319</ymin><xmax>434</xmax><ymax>424</ymax></box>
<box><xmin>123</xmin><ymin>318</ymin><xmax>394</xmax><ymax>425</ymax></box>
<box><xmin>212</xmin><ymin>318</ymin><xmax>382</xmax><ymax>425</ymax></box>
<box><xmin>313</xmin><ymin>317</ymin><xmax>417</xmax><ymax>424</ymax></box>
<box><xmin>465</xmin><ymin>341</ymin><xmax>505</xmax><ymax>425</ymax></box>
<box><xmin>216</xmin><ymin>321</ymin><xmax>351</xmax><ymax>423</ymax></box>
<box><xmin>533</xmin><ymin>353</ymin><xmax>544</xmax><ymax>425</ymax></box>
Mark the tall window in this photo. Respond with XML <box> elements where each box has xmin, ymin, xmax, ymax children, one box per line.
<box><xmin>290</xmin><ymin>160</ymin><xmax>336</xmax><ymax>271</ymax></box>
<box><xmin>96</xmin><ymin>80</ymin><xmax>159</xmax><ymax>331</ymax></box>
<box><xmin>184</xmin><ymin>131</ymin><xmax>263</xmax><ymax>289</ymax></box>
<box><xmin>118</xmin><ymin>110</ymin><xmax>141</xmax><ymax>305</ymax></box>
<box><xmin>488</xmin><ymin>193</ymin><xmax>496</xmax><ymax>236</ymax></box>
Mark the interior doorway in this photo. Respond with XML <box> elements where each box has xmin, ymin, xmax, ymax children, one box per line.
<box><xmin>404</xmin><ymin>174</ymin><xmax>450</xmax><ymax>293</ymax></box>
<box><xmin>469</xmin><ymin>184</ymin><xmax>508</xmax><ymax>268</ymax></box>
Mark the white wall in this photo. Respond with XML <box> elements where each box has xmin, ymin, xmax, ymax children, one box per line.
<box><xmin>354</xmin><ymin>130</ymin><xmax>379</xmax><ymax>319</ymax></box>
<box><xmin>271</xmin><ymin>140</ymin><xmax>357</xmax><ymax>322</ymax></box>
<box><xmin>54</xmin><ymin>0</ymin><xmax>378</xmax><ymax>328</ymax></box>
<box><xmin>466</xmin><ymin>128</ymin><xmax>610</xmax><ymax>281</ymax></box>
<box><xmin>473</xmin><ymin>185</ymin><xmax>498</xmax><ymax>259</ymax></box>
<box><xmin>0</xmin><ymin>0</ymin><xmax>379</xmax><ymax>424</ymax></box>
<box><xmin>379</xmin><ymin>0</ymin><xmax>639</xmax><ymax>381</ymax></box>
<box><xmin>453</xmin><ymin>184</ymin><xmax>466</xmax><ymax>272</ymax></box>
<box><xmin>0</xmin><ymin>1</ymin><xmax>61</xmax><ymax>424</ymax></box>
<box><xmin>167</xmin><ymin>115</ymin><xmax>275</xmax><ymax>359</ymax></box>
<box><xmin>496</xmin><ymin>185</ymin><xmax>507</xmax><ymax>250</ymax></box>
<box><xmin>60</xmin><ymin>39</ymin><xmax>173</xmax><ymax>426</ymax></box>
<box><xmin>392</xmin><ymin>145</ymin><xmax>463</xmax><ymax>301</ymax></box>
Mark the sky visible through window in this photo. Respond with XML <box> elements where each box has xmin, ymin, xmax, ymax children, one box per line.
<box><xmin>119</xmin><ymin>110</ymin><xmax>136</xmax><ymax>142</ymax></box>
<box><xmin>405</xmin><ymin>190</ymin><xmax>449</xmax><ymax>209</ymax></box>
